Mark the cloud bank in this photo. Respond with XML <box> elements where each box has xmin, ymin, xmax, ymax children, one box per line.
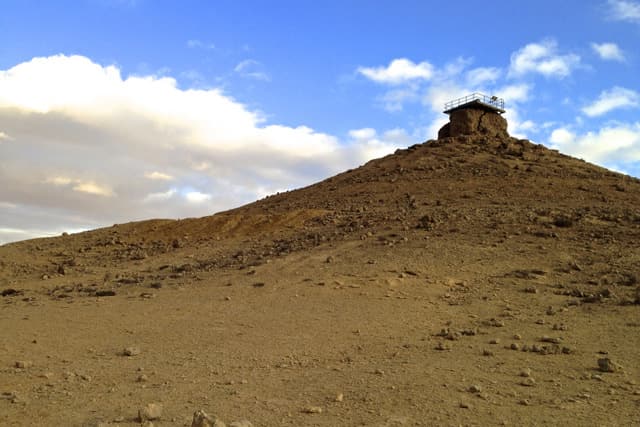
<box><xmin>0</xmin><ymin>55</ymin><xmax>399</xmax><ymax>243</ymax></box>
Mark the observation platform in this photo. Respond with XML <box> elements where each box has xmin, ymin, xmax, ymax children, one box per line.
<box><xmin>444</xmin><ymin>93</ymin><xmax>505</xmax><ymax>115</ymax></box>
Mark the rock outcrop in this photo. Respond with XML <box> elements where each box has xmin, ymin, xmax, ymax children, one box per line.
<box><xmin>438</xmin><ymin>108</ymin><xmax>508</xmax><ymax>139</ymax></box>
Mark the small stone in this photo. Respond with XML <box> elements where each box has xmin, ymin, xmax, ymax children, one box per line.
<box><xmin>482</xmin><ymin>349</ymin><xmax>494</xmax><ymax>356</ymax></box>
<box><xmin>123</xmin><ymin>347</ymin><xmax>141</xmax><ymax>356</ymax></box>
<box><xmin>518</xmin><ymin>399</ymin><xmax>531</xmax><ymax>406</ymax></box>
<box><xmin>598</xmin><ymin>358</ymin><xmax>621</xmax><ymax>373</ymax></box>
<box><xmin>519</xmin><ymin>368</ymin><xmax>532</xmax><ymax>377</ymax></box>
<box><xmin>435</xmin><ymin>341</ymin><xmax>451</xmax><ymax>351</ymax></box>
<box><xmin>510</xmin><ymin>343</ymin><xmax>520</xmax><ymax>351</ymax></box>
<box><xmin>139</xmin><ymin>402</ymin><xmax>163</xmax><ymax>421</ymax></box>
<box><xmin>535</xmin><ymin>319</ymin><xmax>545</xmax><ymax>325</ymax></box>
<box><xmin>15</xmin><ymin>361</ymin><xmax>33</xmax><ymax>369</ymax></box>
<box><xmin>513</xmin><ymin>334</ymin><xmax>522</xmax><ymax>340</ymax></box>
<box><xmin>541</xmin><ymin>335</ymin><xmax>562</xmax><ymax>344</ymax></box>
<box><xmin>137</xmin><ymin>374</ymin><xmax>149</xmax><ymax>382</ymax></box>
<box><xmin>520</xmin><ymin>378</ymin><xmax>536</xmax><ymax>387</ymax></box>
<box><xmin>302</xmin><ymin>406</ymin><xmax>323</xmax><ymax>414</ymax></box>
<box><xmin>191</xmin><ymin>409</ymin><xmax>226</xmax><ymax>427</ymax></box>
<box><xmin>489</xmin><ymin>338</ymin><xmax>500</xmax><ymax>344</ymax></box>
<box><xmin>335</xmin><ymin>393</ymin><xmax>344</xmax><ymax>402</ymax></box>
<box><xmin>459</xmin><ymin>401</ymin><xmax>471</xmax><ymax>409</ymax></box>
<box><xmin>468</xmin><ymin>384</ymin><xmax>482</xmax><ymax>393</ymax></box>
<box><xmin>524</xmin><ymin>286</ymin><xmax>538</xmax><ymax>294</ymax></box>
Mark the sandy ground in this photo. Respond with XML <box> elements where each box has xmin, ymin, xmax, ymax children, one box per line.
<box><xmin>1</xmin><ymin>134</ymin><xmax>639</xmax><ymax>426</ymax></box>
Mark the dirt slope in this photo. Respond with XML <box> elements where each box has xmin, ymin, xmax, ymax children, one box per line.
<box><xmin>1</xmin><ymin>131</ymin><xmax>640</xmax><ymax>426</ymax></box>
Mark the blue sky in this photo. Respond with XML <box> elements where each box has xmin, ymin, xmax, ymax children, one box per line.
<box><xmin>1</xmin><ymin>0</ymin><xmax>640</xmax><ymax>243</ymax></box>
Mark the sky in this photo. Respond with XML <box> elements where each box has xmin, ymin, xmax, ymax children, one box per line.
<box><xmin>1</xmin><ymin>0</ymin><xmax>640</xmax><ymax>244</ymax></box>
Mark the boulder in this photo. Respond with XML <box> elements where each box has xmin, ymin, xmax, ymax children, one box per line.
<box><xmin>438</xmin><ymin>108</ymin><xmax>508</xmax><ymax>139</ymax></box>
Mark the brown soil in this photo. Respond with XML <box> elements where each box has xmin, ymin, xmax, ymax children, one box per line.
<box><xmin>1</xmin><ymin>132</ymin><xmax>640</xmax><ymax>426</ymax></box>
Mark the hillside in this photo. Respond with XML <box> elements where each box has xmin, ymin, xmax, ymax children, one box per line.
<box><xmin>1</xmin><ymin>116</ymin><xmax>640</xmax><ymax>426</ymax></box>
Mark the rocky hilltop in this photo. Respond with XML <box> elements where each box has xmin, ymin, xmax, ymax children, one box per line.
<box><xmin>1</xmin><ymin>108</ymin><xmax>639</xmax><ymax>426</ymax></box>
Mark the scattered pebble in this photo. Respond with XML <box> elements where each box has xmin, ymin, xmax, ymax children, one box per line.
<box><xmin>519</xmin><ymin>368</ymin><xmax>532</xmax><ymax>378</ymax></box>
<box><xmin>123</xmin><ymin>347</ymin><xmax>141</xmax><ymax>356</ymax></box>
<box><xmin>302</xmin><ymin>406</ymin><xmax>323</xmax><ymax>414</ymax></box>
<box><xmin>15</xmin><ymin>361</ymin><xmax>33</xmax><ymax>369</ymax></box>
<box><xmin>510</xmin><ymin>343</ymin><xmax>520</xmax><ymax>351</ymax></box>
<box><xmin>541</xmin><ymin>336</ymin><xmax>562</xmax><ymax>344</ymax></box>
<box><xmin>335</xmin><ymin>393</ymin><xmax>344</xmax><ymax>402</ymax></box>
<box><xmin>435</xmin><ymin>341</ymin><xmax>451</xmax><ymax>351</ymax></box>
<box><xmin>513</xmin><ymin>334</ymin><xmax>522</xmax><ymax>340</ymax></box>
<box><xmin>468</xmin><ymin>384</ymin><xmax>482</xmax><ymax>393</ymax></box>
<box><xmin>598</xmin><ymin>358</ymin><xmax>621</xmax><ymax>373</ymax></box>
<box><xmin>518</xmin><ymin>399</ymin><xmax>531</xmax><ymax>406</ymax></box>
<box><xmin>139</xmin><ymin>403</ymin><xmax>163</xmax><ymax>421</ymax></box>
<box><xmin>489</xmin><ymin>338</ymin><xmax>500</xmax><ymax>344</ymax></box>
<box><xmin>520</xmin><ymin>378</ymin><xmax>536</xmax><ymax>387</ymax></box>
<box><xmin>191</xmin><ymin>409</ymin><xmax>226</xmax><ymax>427</ymax></box>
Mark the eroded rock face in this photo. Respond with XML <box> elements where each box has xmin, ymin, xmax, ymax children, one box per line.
<box><xmin>438</xmin><ymin>108</ymin><xmax>508</xmax><ymax>139</ymax></box>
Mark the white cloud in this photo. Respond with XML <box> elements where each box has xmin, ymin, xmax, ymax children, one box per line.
<box><xmin>0</xmin><ymin>54</ymin><xmax>410</xmax><ymax>243</ymax></box>
<box><xmin>608</xmin><ymin>0</ymin><xmax>640</xmax><ymax>23</ymax></box>
<box><xmin>582</xmin><ymin>86</ymin><xmax>640</xmax><ymax>117</ymax></box>
<box><xmin>187</xmin><ymin>39</ymin><xmax>216</xmax><ymax>50</ymax></box>
<box><xmin>466</xmin><ymin>67</ymin><xmax>502</xmax><ymax>87</ymax></box>
<box><xmin>73</xmin><ymin>182</ymin><xmax>115</xmax><ymax>197</ymax></box>
<box><xmin>234</xmin><ymin>59</ymin><xmax>270</xmax><ymax>82</ymax></box>
<box><xmin>185</xmin><ymin>191</ymin><xmax>212</xmax><ymax>203</ymax></box>
<box><xmin>357</xmin><ymin>58</ymin><xmax>434</xmax><ymax>85</ymax></box>
<box><xmin>548</xmin><ymin>123</ymin><xmax>640</xmax><ymax>170</ymax></box>
<box><xmin>349</xmin><ymin>128</ymin><xmax>377</xmax><ymax>140</ymax></box>
<box><xmin>144</xmin><ymin>189</ymin><xmax>177</xmax><ymax>203</ymax></box>
<box><xmin>509</xmin><ymin>40</ymin><xmax>580</xmax><ymax>78</ymax></box>
<box><xmin>145</xmin><ymin>171</ymin><xmax>174</xmax><ymax>181</ymax></box>
<box><xmin>591</xmin><ymin>42</ymin><xmax>626</xmax><ymax>61</ymax></box>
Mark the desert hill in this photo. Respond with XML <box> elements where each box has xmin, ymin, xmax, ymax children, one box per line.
<box><xmin>1</xmin><ymin>110</ymin><xmax>639</xmax><ymax>426</ymax></box>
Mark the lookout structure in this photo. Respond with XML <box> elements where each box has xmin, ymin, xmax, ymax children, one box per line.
<box><xmin>438</xmin><ymin>93</ymin><xmax>509</xmax><ymax>140</ymax></box>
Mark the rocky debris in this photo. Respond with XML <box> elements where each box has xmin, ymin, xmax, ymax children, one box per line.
<box><xmin>191</xmin><ymin>410</ymin><xmax>226</xmax><ymax>427</ymax></box>
<box><xmin>14</xmin><ymin>360</ymin><xmax>33</xmax><ymax>369</ymax></box>
<box><xmin>2</xmin><ymin>288</ymin><xmax>23</xmax><ymax>297</ymax></box>
<box><xmin>598</xmin><ymin>358</ymin><xmax>622</xmax><ymax>373</ymax></box>
<box><xmin>468</xmin><ymin>384</ymin><xmax>482</xmax><ymax>394</ymax></box>
<box><xmin>95</xmin><ymin>290</ymin><xmax>116</xmax><ymax>297</ymax></box>
<box><xmin>138</xmin><ymin>402</ymin><xmax>163</xmax><ymax>421</ymax></box>
<box><xmin>123</xmin><ymin>346</ymin><xmax>141</xmax><ymax>356</ymax></box>
<box><xmin>302</xmin><ymin>405</ymin><xmax>323</xmax><ymax>414</ymax></box>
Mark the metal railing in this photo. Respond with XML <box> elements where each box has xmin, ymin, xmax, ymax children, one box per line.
<box><xmin>444</xmin><ymin>92</ymin><xmax>504</xmax><ymax>112</ymax></box>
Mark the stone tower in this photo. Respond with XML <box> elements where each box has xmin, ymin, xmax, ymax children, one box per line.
<box><xmin>438</xmin><ymin>93</ymin><xmax>509</xmax><ymax>140</ymax></box>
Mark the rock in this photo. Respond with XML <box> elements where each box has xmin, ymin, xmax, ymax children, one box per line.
<box><xmin>519</xmin><ymin>368</ymin><xmax>532</xmax><ymax>378</ymax></box>
<box><xmin>137</xmin><ymin>374</ymin><xmax>149</xmax><ymax>382</ymax></box>
<box><xmin>468</xmin><ymin>385</ymin><xmax>482</xmax><ymax>393</ymax></box>
<box><xmin>335</xmin><ymin>393</ymin><xmax>344</xmax><ymax>402</ymax></box>
<box><xmin>139</xmin><ymin>402</ymin><xmax>163</xmax><ymax>421</ymax></box>
<box><xmin>96</xmin><ymin>290</ymin><xmax>116</xmax><ymax>297</ymax></box>
<box><xmin>439</xmin><ymin>109</ymin><xmax>508</xmax><ymax>139</ymax></box>
<box><xmin>520</xmin><ymin>378</ymin><xmax>536</xmax><ymax>387</ymax></box>
<box><xmin>598</xmin><ymin>358</ymin><xmax>621</xmax><ymax>373</ymax></box>
<box><xmin>15</xmin><ymin>360</ymin><xmax>33</xmax><ymax>369</ymax></box>
<box><xmin>302</xmin><ymin>406</ymin><xmax>323</xmax><ymax>414</ymax></box>
<box><xmin>123</xmin><ymin>347</ymin><xmax>141</xmax><ymax>356</ymax></box>
<box><xmin>191</xmin><ymin>410</ymin><xmax>226</xmax><ymax>427</ymax></box>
